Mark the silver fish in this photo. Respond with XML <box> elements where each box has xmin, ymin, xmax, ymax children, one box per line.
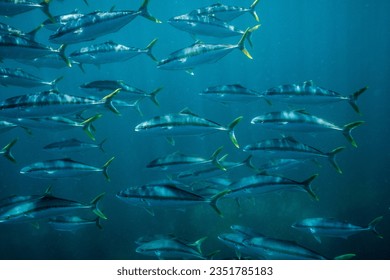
<box><xmin>43</xmin><ymin>138</ymin><xmax>106</xmax><ymax>153</ymax></box>
<box><xmin>80</xmin><ymin>80</ymin><xmax>162</xmax><ymax>107</ymax></box>
<box><xmin>0</xmin><ymin>22</ymin><xmax>41</xmax><ymax>40</ymax></box>
<box><xmin>116</xmin><ymin>180</ymin><xmax>229</xmax><ymax>216</ymax></box>
<box><xmin>134</xmin><ymin>108</ymin><xmax>243</xmax><ymax>148</ymax></box>
<box><xmin>49</xmin><ymin>0</ymin><xmax>161</xmax><ymax>44</ymax></box>
<box><xmin>20</xmin><ymin>157</ymin><xmax>115</xmax><ymax>181</ymax></box>
<box><xmin>135</xmin><ymin>236</ymin><xmax>212</xmax><ymax>260</ymax></box>
<box><xmin>243</xmin><ymin>235</ymin><xmax>355</xmax><ymax>260</ymax></box>
<box><xmin>11</xmin><ymin>114</ymin><xmax>102</xmax><ymax>141</ymax></box>
<box><xmin>199</xmin><ymin>84</ymin><xmax>263</xmax><ymax>103</ymax></box>
<box><xmin>169</xmin><ymin>13</ymin><xmax>259</xmax><ymax>42</ymax></box>
<box><xmin>0</xmin><ymin>0</ymin><xmax>52</xmax><ymax>19</ymax></box>
<box><xmin>0</xmin><ymin>67</ymin><xmax>62</xmax><ymax>89</ymax></box>
<box><xmin>251</xmin><ymin>109</ymin><xmax>364</xmax><ymax>147</ymax></box>
<box><xmin>157</xmin><ymin>27</ymin><xmax>258</xmax><ymax>75</ymax></box>
<box><xmin>48</xmin><ymin>215</ymin><xmax>102</xmax><ymax>232</ymax></box>
<box><xmin>226</xmin><ymin>173</ymin><xmax>319</xmax><ymax>200</ymax></box>
<box><xmin>0</xmin><ymin>34</ymin><xmax>69</xmax><ymax>65</ymax></box>
<box><xmin>146</xmin><ymin>146</ymin><xmax>225</xmax><ymax>173</ymax></box>
<box><xmin>0</xmin><ymin>192</ymin><xmax>107</xmax><ymax>224</ymax></box>
<box><xmin>243</xmin><ymin>137</ymin><xmax>345</xmax><ymax>173</ymax></box>
<box><xmin>292</xmin><ymin>216</ymin><xmax>383</xmax><ymax>243</ymax></box>
<box><xmin>69</xmin><ymin>39</ymin><xmax>158</xmax><ymax>66</ymax></box>
<box><xmin>262</xmin><ymin>81</ymin><xmax>368</xmax><ymax>114</ymax></box>
<box><xmin>0</xmin><ymin>89</ymin><xmax>120</xmax><ymax>119</ymax></box>
<box><xmin>189</xmin><ymin>0</ymin><xmax>260</xmax><ymax>22</ymax></box>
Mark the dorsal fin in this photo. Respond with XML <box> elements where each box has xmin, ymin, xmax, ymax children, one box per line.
<box><xmin>303</xmin><ymin>80</ymin><xmax>314</xmax><ymax>86</ymax></box>
<box><xmin>231</xmin><ymin>84</ymin><xmax>246</xmax><ymax>89</ymax></box>
<box><xmin>179</xmin><ymin>108</ymin><xmax>199</xmax><ymax>117</ymax></box>
<box><xmin>284</xmin><ymin>136</ymin><xmax>299</xmax><ymax>143</ymax></box>
<box><xmin>294</xmin><ymin>109</ymin><xmax>310</xmax><ymax>115</ymax></box>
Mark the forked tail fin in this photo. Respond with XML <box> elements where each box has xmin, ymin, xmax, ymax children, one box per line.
<box><xmin>348</xmin><ymin>86</ymin><xmax>368</xmax><ymax>114</ymax></box>
<box><xmin>138</xmin><ymin>0</ymin><xmax>162</xmax><ymax>23</ymax></box>
<box><xmin>342</xmin><ymin>121</ymin><xmax>364</xmax><ymax>148</ymax></box>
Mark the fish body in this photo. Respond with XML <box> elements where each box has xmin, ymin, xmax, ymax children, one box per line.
<box><xmin>80</xmin><ymin>79</ymin><xmax>161</xmax><ymax>106</ymax></box>
<box><xmin>243</xmin><ymin>137</ymin><xmax>345</xmax><ymax>173</ymax></box>
<box><xmin>199</xmin><ymin>84</ymin><xmax>262</xmax><ymax>103</ymax></box>
<box><xmin>226</xmin><ymin>173</ymin><xmax>318</xmax><ymax>200</ymax></box>
<box><xmin>168</xmin><ymin>14</ymin><xmax>250</xmax><ymax>38</ymax></box>
<box><xmin>0</xmin><ymin>22</ymin><xmax>40</xmax><ymax>40</ymax></box>
<box><xmin>0</xmin><ymin>192</ymin><xmax>106</xmax><ymax>223</ymax></box>
<box><xmin>243</xmin><ymin>236</ymin><xmax>327</xmax><ymax>260</ymax></box>
<box><xmin>189</xmin><ymin>0</ymin><xmax>260</xmax><ymax>22</ymax></box>
<box><xmin>116</xmin><ymin>180</ymin><xmax>228</xmax><ymax>216</ymax></box>
<box><xmin>48</xmin><ymin>215</ymin><xmax>102</xmax><ymax>231</ymax></box>
<box><xmin>0</xmin><ymin>34</ymin><xmax>67</xmax><ymax>63</ymax></box>
<box><xmin>135</xmin><ymin>109</ymin><xmax>242</xmax><ymax>148</ymax></box>
<box><xmin>43</xmin><ymin>138</ymin><xmax>106</xmax><ymax>153</ymax></box>
<box><xmin>218</xmin><ymin>232</ymin><xmax>255</xmax><ymax>258</ymax></box>
<box><xmin>251</xmin><ymin>110</ymin><xmax>364</xmax><ymax>147</ymax></box>
<box><xmin>18</xmin><ymin>53</ymin><xmax>79</xmax><ymax>69</ymax></box>
<box><xmin>49</xmin><ymin>0</ymin><xmax>160</xmax><ymax>44</ymax></box>
<box><xmin>262</xmin><ymin>81</ymin><xmax>367</xmax><ymax>113</ymax></box>
<box><xmin>20</xmin><ymin>157</ymin><xmax>114</xmax><ymax>180</ymax></box>
<box><xmin>0</xmin><ymin>89</ymin><xmax>118</xmax><ymax>119</ymax></box>
<box><xmin>157</xmin><ymin>27</ymin><xmax>257</xmax><ymax>73</ymax></box>
<box><xmin>146</xmin><ymin>146</ymin><xmax>224</xmax><ymax>173</ymax></box>
<box><xmin>135</xmin><ymin>237</ymin><xmax>207</xmax><ymax>260</ymax></box>
<box><xmin>43</xmin><ymin>10</ymin><xmax>84</xmax><ymax>31</ymax></box>
<box><xmin>0</xmin><ymin>67</ymin><xmax>62</xmax><ymax>89</ymax></box>
<box><xmin>291</xmin><ymin>216</ymin><xmax>383</xmax><ymax>242</ymax></box>
<box><xmin>69</xmin><ymin>39</ymin><xmax>157</xmax><ymax>66</ymax></box>
<box><xmin>0</xmin><ymin>0</ymin><xmax>51</xmax><ymax>17</ymax></box>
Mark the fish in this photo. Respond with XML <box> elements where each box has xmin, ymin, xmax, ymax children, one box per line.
<box><xmin>157</xmin><ymin>26</ymin><xmax>258</xmax><ymax>75</ymax></box>
<box><xmin>42</xmin><ymin>9</ymin><xmax>84</xmax><ymax>31</ymax></box>
<box><xmin>189</xmin><ymin>0</ymin><xmax>261</xmax><ymax>22</ymax></box>
<box><xmin>135</xmin><ymin>236</ymin><xmax>215</xmax><ymax>260</ymax></box>
<box><xmin>199</xmin><ymin>84</ymin><xmax>263</xmax><ymax>103</ymax></box>
<box><xmin>218</xmin><ymin>232</ymin><xmax>256</xmax><ymax>259</ymax></box>
<box><xmin>291</xmin><ymin>216</ymin><xmax>383</xmax><ymax>243</ymax></box>
<box><xmin>20</xmin><ymin>157</ymin><xmax>115</xmax><ymax>181</ymax></box>
<box><xmin>0</xmin><ymin>34</ymin><xmax>68</xmax><ymax>65</ymax></box>
<box><xmin>226</xmin><ymin>173</ymin><xmax>319</xmax><ymax>200</ymax></box>
<box><xmin>0</xmin><ymin>138</ymin><xmax>17</xmax><ymax>163</ymax></box>
<box><xmin>243</xmin><ymin>235</ymin><xmax>354</xmax><ymax>260</ymax></box>
<box><xmin>251</xmin><ymin>109</ymin><xmax>364</xmax><ymax>147</ymax></box>
<box><xmin>116</xmin><ymin>180</ymin><xmax>230</xmax><ymax>216</ymax></box>
<box><xmin>43</xmin><ymin>138</ymin><xmax>106</xmax><ymax>153</ymax></box>
<box><xmin>0</xmin><ymin>22</ymin><xmax>41</xmax><ymax>40</ymax></box>
<box><xmin>18</xmin><ymin>52</ymin><xmax>80</xmax><ymax>69</ymax></box>
<box><xmin>0</xmin><ymin>192</ymin><xmax>107</xmax><ymax>224</ymax></box>
<box><xmin>11</xmin><ymin>114</ymin><xmax>102</xmax><ymax>140</ymax></box>
<box><xmin>0</xmin><ymin>67</ymin><xmax>63</xmax><ymax>89</ymax></box>
<box><xmin>226</xmin><ymin>225</ymin><xmax>355</xmax><ymax>260</ymax></box>
<box><xmin>80</xmin><ymin>80</ymin><xmax>162</xmax><ymax>107</ymax></box>
<box><xmin>48</xmin><ymin>215</ymin><xmax>102</xmax><ymax>231</ymax></box>
<box><xmin>0</xmin><ymin>0</ymin><xmax>52</xmax><ymax>19</ymax></box>
<box><xmin>243</xmin><ymin>137</ymin><xmax>345</xmax><ymax>173</ymax></box>
<box><xmin>261</xmin><ymin>81</ymin><xmax>368</xmax><ymax>114</ymax></box>
<box><xmin>176</xmin><ymin>155</ymin><xmax>256</xmax><ymax>181</ymax></box>
<box><xmin>69</xmin><ymin>39</ymin><xmax>158</xmax><ymax>67</ymax></box>
<box><xmin>169</xmin><ymin>13</ymin><xmax>259</xmax><ymax>42</ymax></box>
<box><xmin>146</xmin><ymin>146</ymin><xmax>226</xmax><ymax>173</ymax></box>
<box><xmin>0</xmin><ymin>88</ymin><xmax>120</xmax><ymax>119</ymax></box>
<box><xmin>134</xmin><ymin>108</ymin><xmax>243</xmax><ymax>148</ymax></box>
<box><xmin>0</xmin><ymin>186</ymin><xmax>52</xmax><ymax>215</ymax></box>
<box><xmin>49</xmin><ymin>0</ymin><xmax>161</xmax><ymax>44</ymax></box>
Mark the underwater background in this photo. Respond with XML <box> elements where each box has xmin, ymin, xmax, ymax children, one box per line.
<box><xmin>0</xmin><ymin>0</ymin><xmax>389</xmax><ymax>260</ymax></box>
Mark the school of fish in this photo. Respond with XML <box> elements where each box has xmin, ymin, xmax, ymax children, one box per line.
<box><xmin>0</xmin><ymin>0</ymin><xmax>385</xmax><ymax>260</ymax></box>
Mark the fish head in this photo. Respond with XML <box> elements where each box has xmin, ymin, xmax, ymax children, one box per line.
<box><xmin>134</xmin><ymin>121</ymin><xmax>149</xmax><ymax>132</ymax></box>
<box><xmin>218</xmin><ymin>233</ymin><xmax>248</xmax><ymax>248</ymax></box>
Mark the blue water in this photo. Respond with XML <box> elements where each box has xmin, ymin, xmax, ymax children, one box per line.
<box><xmin>0</xmin><ymin>0</ymin><xmax>389</xmax><ymax>260</ymax></box>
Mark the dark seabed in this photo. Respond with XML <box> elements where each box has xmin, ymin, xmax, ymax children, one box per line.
<box><xmin>0</xmin><ymin>0</ymin><xmax>389</xmax><ymax>260</ymax></box>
